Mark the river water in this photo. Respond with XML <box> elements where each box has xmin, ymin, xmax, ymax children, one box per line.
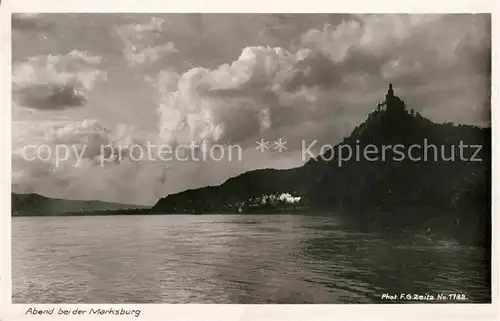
<box><xmin>12</xmin><ymin>215</ymin><xmax>490</xmax><ymax>303</ymax></box>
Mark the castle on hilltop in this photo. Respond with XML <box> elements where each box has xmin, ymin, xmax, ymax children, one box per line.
<box><xmin>377</xmin><ymin>84</ymin><xmax>406</xmax><ymax>113</ymax></box>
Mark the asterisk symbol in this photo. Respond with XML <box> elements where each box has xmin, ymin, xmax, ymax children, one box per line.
<box><xmin>255</xmin><ymin>138</ymin><xmax>270</xmax><ymax>152</ymax></box>
<box><xmin>273</xmin><ymin>138</ymin><xmax>287</xmax><ymax>152</ymax></box>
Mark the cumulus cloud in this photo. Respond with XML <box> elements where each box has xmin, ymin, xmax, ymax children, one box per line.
<box><xmin>12</xmin><ymin>119</ymin><xmax>162</xmax><ymax>204</ymax></box>
<box><xmin>12</xmin><ymin>118</ymin><xmax>290</xmax><ymax>205</ymax></box>
<box><xmin>12</xmin><ymin>50</ymin><xmax>107</xmax><ymax>110</ymax></box>
<box><xmin>15</xmin><ymin>119</ymin><xmax>157</xmax><ymax>167</ymax></box>
<box><xmin>145</xmin><ymin>69</ymin><xmax>180</xmax><ymax>95</ymax></box>
<box><xmin>148</xmin><ymin>14</ymin><xmax>490</xmax><ymax>151</ymax></box>
<box><xmin>300</xmin><ymin>15</ymin><xmax>442</xmax><ymax>63</ymax></box>
<box><xmin>301</xmin><ymin>14</ymin><xmax>489</xmax><ymax>84</ymax></box>
<box><xmin>115</xmin><ymin>17</ymin><xmax>179</xmax><ymax>67</ymax></box>
<box><xmin>152</xmin><ymin>46</ymin><xmax>338</xmax><ymax>148</ymax></box>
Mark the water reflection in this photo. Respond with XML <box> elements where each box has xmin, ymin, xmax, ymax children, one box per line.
<box><xmin>300</xmin><ymin>219</ymin><xmax>490</xmax><ymax>303</ymax></box>
<box><xmin>12</xmin><ymin>215</ymin><xmax>490</xmax><ymax>303</ymax></box>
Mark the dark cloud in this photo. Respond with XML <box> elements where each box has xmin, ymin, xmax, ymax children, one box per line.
<box><xmin>284</xmin><ymin>52</ymin><xmax>342</xmax><ymax>92</ymax></box>
<box><xmin>14</xmin><ymin>84</ymin><xmax>87</xmax><ymax>110</ymax></box>
<box><xmin>12</xmin><ymin>50</ymin><xmax>106</xmax><ymax>111</ymax></box>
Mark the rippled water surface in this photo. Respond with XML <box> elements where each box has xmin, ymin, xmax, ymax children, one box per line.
<box><xmin>12</xmin><ymin>215</ymin><xmax>490</xmax><ymax>303</ymax></box>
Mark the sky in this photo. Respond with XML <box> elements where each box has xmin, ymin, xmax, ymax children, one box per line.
<box><xmin>11</xmin><ymin>13</ymin><xmax>491</xmax><ymax>206</ymax></box>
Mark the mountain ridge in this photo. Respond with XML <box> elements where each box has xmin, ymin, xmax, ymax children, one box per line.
<box><xmin>11</xmin><ymin>85</ymin><xmax>491</xmax><ymax>246</ymax></box>
<box><xmin>151</xmin><ymin>85</ymin><xmax>491</xmax><ymax>245</ymax></box>
<box><xmin>11</xmin><ymin>192</ymin><xmax>147</xmax><ymax>216</ymax></box>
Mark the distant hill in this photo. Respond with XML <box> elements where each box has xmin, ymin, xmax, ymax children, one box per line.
<box><xmin>152</xmin><ymin>85</ymin><xmax>491</xmax><ymax>246</ymax></box>
<box><xmin>11</xmin><ymin>192</ymin><xmax>147</xmax><ymax>216</ymax></box>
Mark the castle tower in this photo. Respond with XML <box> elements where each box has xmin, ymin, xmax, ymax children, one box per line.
<box><xmin>386</xmin><ymin>84</ymin><xmax>394</xmax><ymax>101</ymax></box>
<box><xmin>376</xmin><ymin>83</ymin><xmax>406</xmax><ymax>114</ymax></box>
<box><xmin>377</xmin><ymin>84</ymin><xmax>396</xmax><ymax>110</ymax></box>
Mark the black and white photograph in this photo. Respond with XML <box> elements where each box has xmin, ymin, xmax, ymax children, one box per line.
<box><xmin>8</xmin><ymin>10</ymin><xmax>493</xmax><ymax>309</ymax></box>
